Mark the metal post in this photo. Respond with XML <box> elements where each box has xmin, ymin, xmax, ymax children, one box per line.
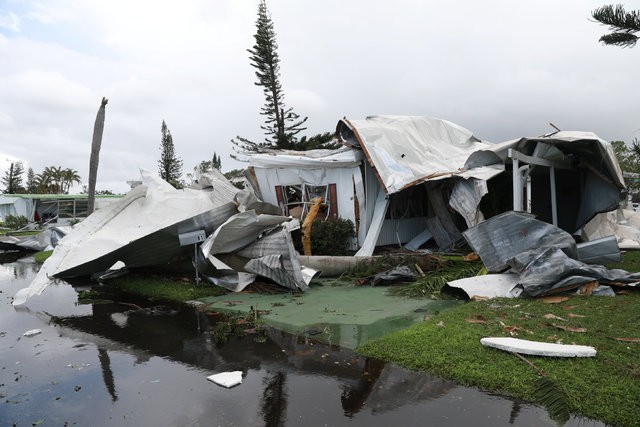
<box><xmin>194</xmin><ymin>243</ymin><xmax>201</xmax><ymax>285</ymax></box>
<box><xmin>512</xmin><ymin>157</ymin><xmax>521</xmax><ymax>211</ymax></box>
<box><xmin>550</xmin><ymin>166</ymin><xmax>558</xmax><ymax>226</ymax></box>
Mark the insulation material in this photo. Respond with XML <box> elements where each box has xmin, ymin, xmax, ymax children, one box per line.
<box><xmin>447</xmin><ymin>274</ymin><xmax>520</xmax><ymax>299</ymax></box>
<box><xmin>583</xmin><ymin>209</ymin><xmax>640</xmax><ymax>249</ymax></box>
<box><xmin>480</xmin><ymin>337</ymin><xmax>596</xmax><ymax>357</ymax></box>
<box><xmin>207</xmin><ymin>371</ymin><xmax>243</xmax><ymax>388</ymax></box>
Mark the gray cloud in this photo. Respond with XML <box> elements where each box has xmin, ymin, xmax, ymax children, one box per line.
<box><xmin>0</xmin><ymin>0</ymin><xmax>638</xmax><ymax>194</ymax></box>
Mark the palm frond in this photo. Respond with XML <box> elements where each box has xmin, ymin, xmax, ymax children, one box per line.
<box><xmin>534</xmin><ymin>376</ymin><xmax>571</xmax><ymax>426</ymax></box>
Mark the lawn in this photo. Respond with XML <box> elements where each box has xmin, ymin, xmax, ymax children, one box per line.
<box><xmin>358</xmin><ymin>251</ymin><xmax>640</xmax><ymax>426</ymax></box>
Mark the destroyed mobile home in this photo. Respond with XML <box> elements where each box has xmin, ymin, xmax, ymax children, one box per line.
<box><xmin>12</xmin><ymin>115</ymin><xmax>640</xmax><ymax>306</ymax></box>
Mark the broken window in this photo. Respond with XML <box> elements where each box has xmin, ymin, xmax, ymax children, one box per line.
<box><xmin>275</xmin><ymin>184</ymin><xmax>338</xmax><ymax>220</ymax></box>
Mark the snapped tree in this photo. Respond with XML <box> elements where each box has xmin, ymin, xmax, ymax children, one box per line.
<box><xmin>87</xmin><ymin>97</ymin><xmax>108</xmax><ymax>215</ymax></box>
<box><xmin>592</xmin><ymin>4</ymin><xmax>640</xmax><ymax>47</ymax></box>
<box><xmin>158</xmin><ymin>120</ymin><xmax>184</xmax><ymax>189</ymax></box>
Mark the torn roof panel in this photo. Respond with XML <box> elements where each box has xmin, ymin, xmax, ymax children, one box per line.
<box><xmin>465</xmin><ymin>131</ymin><xmax>625</xmax><ymax>190</ymax></box>
<box><xmin>336</xmin><ymin>115</ymin><xmax>492</xmax><ymax>194</ymax></box>
<box><xmin>248</xmin><ymin>146</ymin><xmax>363</xmax><ymax>169</ymax></box>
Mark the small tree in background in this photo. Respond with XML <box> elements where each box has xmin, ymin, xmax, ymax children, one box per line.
<box><xmin>158</xmin><ymin>120</ymin><xmax>184</xmax><ymax>189</ymax></box>
<box><xmin>26</xmin><ymin>167</ymin><xmax>37</xmax><ymax>193</ymax></box>
<box><xmin>592</xmin><ymin>4</ymin><xmax>640</xmax><ymax>47</ymax></box>
<box><xmin>212</xmin><ymin>152</ymin><xmax>222</xmax><ymax>170</ymax></box>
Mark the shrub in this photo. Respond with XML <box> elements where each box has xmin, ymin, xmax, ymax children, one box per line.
<box><xmin>4</xmin><ymin>214</ymin><xmax>28</xmax><ymax>230</ymax></box>
<box><xmin>305</xmin><ymin>218</ymin><xmax>355</xmax><ymax>256</ymax></box>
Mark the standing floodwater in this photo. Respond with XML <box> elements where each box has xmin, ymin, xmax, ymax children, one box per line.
<box><xmin>0</xmin><ymin>256</ymin><xmax>602</xmax><ymax>426</ymax></box>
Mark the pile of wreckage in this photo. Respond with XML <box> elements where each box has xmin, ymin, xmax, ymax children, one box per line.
<box><xmin>12</xmin><ymin>115</ymin><xmax>640</xmax><ymax>306</ymax></box>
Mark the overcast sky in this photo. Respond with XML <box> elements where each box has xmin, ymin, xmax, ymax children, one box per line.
<box><xmin>0</xmin><ymin>0</ymin><xmax>638</xmax><ymax>193</ymax></box>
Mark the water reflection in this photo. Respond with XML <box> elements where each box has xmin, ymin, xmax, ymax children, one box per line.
<box><xmin>261</xmin><ymin>371</ymin><xmax>288</xmax><ymax>427</ymax></box>
<box><xmin>1</xmin><ymin>257</ymin><xmax>603</xmax><ymax>427</ymax></box>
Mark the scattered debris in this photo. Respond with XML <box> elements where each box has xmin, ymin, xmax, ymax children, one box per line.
<box><xmin>543</xmin><ymin>314</ymin><xmax>565</xmax><ymax>321</ymax></box>
<box><xmin>553</xmin><ymin>324</ymin><xmax>587</xmax><ymax>333</ymax></box>
<box><xmin>465</xmin><ymin>316</ymin><xmax>486</xmax><ymax>324</ymax></box>
<box><xmin>207</xmin><ymin>371</ymin><xmax>243</xmax><ymax>388</ymax></box>
<box><xmin>612</xmin><ymin>337</ymin><xmax>640</xmax><ymax>343</ymax></box>
<box><xmin>540</xmin><ymin>296</ymin><xmax>569</xmax><ymax>304</ymax></box>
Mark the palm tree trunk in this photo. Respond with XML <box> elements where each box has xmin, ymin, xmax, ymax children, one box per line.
<box><xmin>87</xmin><ymin>97</ymin><xmax>108</xmax><ymax>215</ymax></box>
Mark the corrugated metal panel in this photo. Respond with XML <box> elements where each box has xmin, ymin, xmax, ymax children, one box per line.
<box><xmin>376</xmin><ymin>217</ymin><xmax>429</xmax><ymax>246</ymax></box>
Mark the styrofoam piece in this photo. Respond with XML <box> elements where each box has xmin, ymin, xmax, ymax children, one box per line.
<box><xmin>480</xmin><ymin>337</ymin><xmax>596</xmax><ymax>357</ymax></box>
<box><xmin>207</xmin><ymin>371</ymin><xmax>243</xmax><ymax>388</ymax></box>
<box><xmin>447</xmin><ymin>274</ymin><xmax>520</xmax><ymax>299</ymax></box>
<box><xmin>23</xmin><ymin>329</ymin><xmax>42</xmax><ymax>337</ymax></box>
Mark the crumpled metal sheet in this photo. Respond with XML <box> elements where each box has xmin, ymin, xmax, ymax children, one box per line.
<box><xmin>517</xmin><ymin>247</ymin><xmax>640</xmax><ymax>297</ymax></box>
<box><xmin>200</xmin><ymin>210</ymin><xmax>290</xmax><ymax>255</ymax></box>
<box><xmin>236</xmin><ymin>226</ymin><xmax>308</xmax><ymax>292</ymax></box>
<box><xmin>576</xmin><ymin>235</ymin><xmax>620</xmax><ymax>265</ymax></box>
<box><xmin>462</xmin><ymin>211</ymin><xmax>577</xmax><ymax>273</ymax></box>
<box><xmin>449</xmin><ymin>178</ymin><xmax>488</xmax><ymax>228</ymax></box>
<box><xmin>371</xmin><ymin>266</ymin><xmax>416</xmax><ymax>286</ymax></box>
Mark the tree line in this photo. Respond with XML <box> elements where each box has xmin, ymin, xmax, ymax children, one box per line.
<box><xmin>1</xmin><ymin>163</ymin><xmax>81</xmax><ymax>195</ymax></box>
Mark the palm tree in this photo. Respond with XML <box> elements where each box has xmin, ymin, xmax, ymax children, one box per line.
<box><xmin>61</xmin><ymin>168</ymin><xmax>81</xmax><ymax>193</ymax></box>
<box><xmin>34</xmin><ymin>172</ymin><xmax>52</xmax><ymax>194</ymax></box>
<box><xmin>42</xmin><ymin>166</ymin><xmax>63</xmax><ymax>193</ymax></box>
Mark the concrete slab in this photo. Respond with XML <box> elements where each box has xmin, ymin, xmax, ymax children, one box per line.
<box><xmin>198</xmin><ymin>282</ymin><xmax>460</xmax><ymax>349</ymax></box>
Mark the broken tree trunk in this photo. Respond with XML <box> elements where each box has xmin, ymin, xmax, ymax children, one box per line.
<box><xmin>87</xmin><ymin>97</ymin><xmax>108</xmax><ymax>215</ymax></box>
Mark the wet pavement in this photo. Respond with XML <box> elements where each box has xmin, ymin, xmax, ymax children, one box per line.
<box><xmin>0</xmin><ymin>254</ymin><xmax>604</xmax><ymax>426</ymax></box>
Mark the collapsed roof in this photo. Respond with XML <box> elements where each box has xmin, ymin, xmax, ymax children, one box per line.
<box><xmin>336</xmin><ymin>115</ymin><xmax>492</xmax><ymax>194</ymax></box>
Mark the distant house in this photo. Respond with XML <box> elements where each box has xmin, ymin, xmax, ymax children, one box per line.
<box><xmin>0</xmin><ymin>194</ymin><xmax>123</xmax><ymax>225</ymax></box>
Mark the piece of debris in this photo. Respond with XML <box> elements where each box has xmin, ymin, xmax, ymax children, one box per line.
<box><xmin>567</xmin><ymin>313</ymin><xmax>586</xmax><ymax>319</ymax></box>
<box><xmin>540</xmin><ymin>296</ymin><xmax>569</xmax><ymax>304</ymax></box>
<box><xmin>447</xmin><ymin>273</ymin><xmax>520</xmax><ymax>299</ymax></box>
<box><xmin>465</xmin><ymin>315</ymin><xmax>486</xmax><ymax>324</ymax></box>
<box><xmin>207</xmin><ymin>371</ymin><xmax>243</xmax><ymax>388</ymax></box>
<box><xmin>553</xmin><ymin>324</ymin><xmax>587</xmax><ymax>333</ymax></box>
<box><xmin>480</xmin><ymin>337</ymin><xmax>596</xmax><ymax>357</ymax></box>
<box><xmin>371</xmin><ymin>266</ymin><xmax>416</xmax><ymax>286</ymax></box>
<box><xmin>612</xmin><ymin>337</ymin><xmax>640</xmax><ymax>343</ymax></box>
<box><xmin>543</xmin><ymin>313</ymin><xmax>565</xmax><ymax>321</ymax></box>
<box><xmin>23</xmin><ymin>329</ymin><xmax>42</xmax><ymax>337</ymax></box>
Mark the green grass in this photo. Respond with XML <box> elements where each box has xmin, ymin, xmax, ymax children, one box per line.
<box><xmin>33</xmin><ymin>250</ymin><xmax>53</xmax><ymax>263</ymax></box>
<box><xmin>358</xmin><ymin>253</ymin><xmax>640</xmax><ymax>426</ymax></box>
<box><xmin>608</xmin><ymin>249</ymin><xmax>640</xmax><ymax>272</ymax></box>
<box><xmin>0</xmin><ymin>230</ymin><xmax>40</xmax><ymax>236</ymax></box>
<box><xmin>108</xmin><ymin>275</ymin><xmax>228</xmax><ymax>303</ymax></box>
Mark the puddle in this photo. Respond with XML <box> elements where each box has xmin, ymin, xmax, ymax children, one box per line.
<box><xmin>0</xmin><ymin>255</ymin><xmax>604</xmax><ymax>426</ymax></box>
